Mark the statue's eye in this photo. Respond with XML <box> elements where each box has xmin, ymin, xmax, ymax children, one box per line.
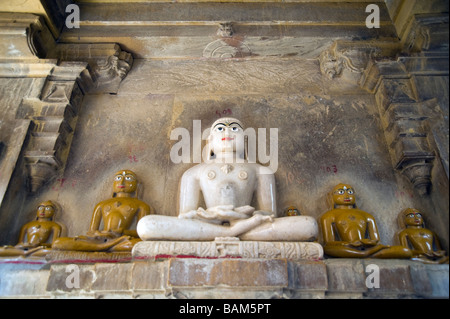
<box><xmin>407</xmin><ymin>213</ymin><xmax>415</xmax><ymax>218</ymax></box>
<box><xmin>337</xmin><ymin>189</ymin><xmax>345</xmax><ymax>195</ymax></box>
<box><xmin>38</xmin><ymin>206</ymin><xmax>44</xmax><ymax>210</ymax></box>
<box><xmin>114</xmin><ymin>175</ymin><xmax>123</xmax><ymax>181</ymax></box>
<box><xmin>125</xmin><ymin>175</ymin><xmax>134</xmax><ymax>181</ymax></box>
<box><xmin>231</xmin><ymin>126</ymin><xmax>239</xmax><ymax>132</ymax></box>
<box><xmin>416</xmin><ymin>213</ymin><xmax>422</xmax><ymax>218</ymax></box>
<box><xmin>216</xmin><ymin>126</ymin><xmax>224</xmax><ymax>132</ymax></box>
<box><xmin>347</xmin><ymin>189</ymin><xmax>354</xmax><ymax>195</ymax></box>
<box><xmin>45</xmin><ymin>207</ymin><xmax>51</xmax><ymax>210</ymax></box>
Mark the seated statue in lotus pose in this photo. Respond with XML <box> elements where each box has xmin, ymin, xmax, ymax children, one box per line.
<box><xmin>397</xmin><ymin>208</ymin><xmax>448</xmax><ymax>264</ymax></box>
<box><xmin>319</xmin><ymin>183</ymin><xmax>412</xmax><ymax>258</ymax></box>
<box><xmin>52</xmin><ymin>170</ymin><xmax>152</xmax><ymax>252</ymax></box>
<box><xmin>0</xmin><ymin>200</ymin><xmax>63</xmax><ymax>257</ymax></box>
<box><xmin>137</xmin><ymin>117</ymin><xmax>318</xmax><ymax>241</ymax></box>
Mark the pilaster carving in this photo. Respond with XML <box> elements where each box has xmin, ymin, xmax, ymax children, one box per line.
<box><xmin>362</xmin><ymin>57</ymin><xmax>449</xmax><ymax>195</ymax></box>
<box><xmin>358</xmin><ymin>12</ymin><xmax>449</xmax><ymax>195</ymax></box>
<box><xmin>16</xmin><ymin>62</ymin><xmax>91</xmax><ymax>193</ymax></box>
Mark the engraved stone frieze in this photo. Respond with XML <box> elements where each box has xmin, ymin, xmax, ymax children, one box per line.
<box><xmin>132</xmin><ymin>239</ymin><xmax>323</xmax><ymax>261</ymax></box>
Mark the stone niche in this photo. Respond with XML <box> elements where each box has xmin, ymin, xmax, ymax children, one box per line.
<box><xmin>22</xmin><ymin>56</ymin><xmax>446</xmax><ymax>250</ymax></box>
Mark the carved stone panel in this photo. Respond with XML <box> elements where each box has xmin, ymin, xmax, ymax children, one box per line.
<box><xmin>132</xmin><ymin>238</ymin><xmax>324</xmax><ymax>261</ymax></box>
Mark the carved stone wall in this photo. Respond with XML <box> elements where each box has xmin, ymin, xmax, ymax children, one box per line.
<box><xmin>0</xmin><ymin>13</ymin><xmax>133</xmax><ymax>244</ymax></box>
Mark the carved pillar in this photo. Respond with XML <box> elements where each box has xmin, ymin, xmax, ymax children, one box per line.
<box><xmin>15</xmin><ymin>62</ymin><xmax>91</xmax><ymax>193</ymax></box>
<box><xmin>373</xmin><ymin>70</ymin><xmax>436</xmax><ymax>196</ymax></box>
<box><xmin>359</xmin><ymin>14</ymin><xmax>449</xmax><ymax>196</ymax></box>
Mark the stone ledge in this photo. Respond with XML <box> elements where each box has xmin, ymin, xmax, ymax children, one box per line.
<box><xmin>0</xmin><ymin>258</ymin><xmax>448</xmax><ymax>299</ymax></box>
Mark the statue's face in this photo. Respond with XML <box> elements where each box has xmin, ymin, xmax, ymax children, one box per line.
<box><xmin>404</xmin><ymin>209</ymin><xmax>423</xmax><ymax>226</ymax></box>
<box><xmin>209</xmin><ymin>118</ymin><xmax>245</xmax><ymax>156</ymax></box>
<box><xmin>332</xmin><ymin>184</ymin><xmax>355</xmax><ymax>206</ymax></box>
<box><xmin>286</xmin><ymin>206</ymin><xmax>299</xmax><ymax>216</ymax></box>
<box><xmin>113</xmin><ymin>170</ymin><xmax>137</xmax><ymax>194</ymax></box>
<box><xmin>36</xmin><ymin>201</ymin><xmax>55</xmax><ymax>219</ymax></box>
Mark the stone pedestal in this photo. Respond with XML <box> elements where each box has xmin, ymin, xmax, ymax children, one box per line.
<box><xmin>1</xmin><ymin>257</ymin><xmax>448</xmax><ymax>299</ymax></box>
<box><xmin>132</xmin><ymin>238</ymin><xmax>323</xmax><ymax>261</ymax></box>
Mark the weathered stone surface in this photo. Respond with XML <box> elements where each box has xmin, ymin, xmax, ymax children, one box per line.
<box><xmin>288</xmin><ymin>261</ymin><xmax>328</xmax><ymax>291</ymax></box>
<box><xmin>46</xmin><ymin>264</ymin><xmax>95</xmax><ymax>293</ymax></box>
<box><xmin>425</xmin><ymin>264</ymin><xmax>450</xmax><ymax>298</ymax></box>
<box><xmin>131</xmin><ymin>260</ymin><xmax>168</xmax><ymax>292</ymax></box>
<box><xmin>408</xmin><ymin>262</ymin><xmax>434</xmax><ymax>297</ymax></box>
<box><xmin>365</xmin><ymin>261</ymin><xmax>415</xmax><ymax>297</ymax></box>
<box><xmin>324</xmin><ymin>259</ymin><xmax>367</xmax><ymax>295</ymax></box>
<box><xmin>91</xmin><ymin>263</ymin><xmax>133</xmax><ymax>291</ymax></box>
<box><xmin>168</xmin><ymin>258</ymin><xmax>288</xmax><ymax>288</ymax></box>
<box><xmin>1</xmin><ymin>258</ymin><xmax>448</xmax><ymax>299</ymax></box>
<box><xmin>0</xmin><ymin>263</ymin><xmax>50</xmax><ymax>297</ymax></box>
<box><xmin>59</xmin><ymin>1</ymin><xmax>397</xmax><ymax>59</ymax></box>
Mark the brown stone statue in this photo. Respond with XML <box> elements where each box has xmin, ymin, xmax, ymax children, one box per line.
<box><xmin>319</xmin><ymin>183</ymin><xmax>412</xmax><ymax>258</ymax></box>
<box><xmin>284</xmin><ymin>206</ymin><xmax>300</xmax><ymax>216</ymax></box>
<box><xmin>0</xmin><ymin>200</ymin><xmax>63</xmax><ymax>257</ymax></box>
<box><xmin>397</xmin><ymin>208</ymin><xmax>448</xmax><ymax>264</ymax></box>
<box><xmin>52</xmin><ymin>170</ymin><xmax>152</xmax><ymax>252</ymax></box>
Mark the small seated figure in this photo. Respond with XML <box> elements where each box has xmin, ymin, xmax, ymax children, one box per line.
<box><xmin>0</xmin><ymin>200</ymin><xmax>63</xmax><ymax>257</ymax></box>
<box><xmin>319</xmin><ymin>183</ymin><xmax>412</xmax><ymax>258</ymax></box>
<box><xmin>137</xmin><ymin>117</ymin><xmax>318</xmax><ymax>241</ymax></box>
<box><xmin>52</xmin><ymin>170</ymin><xmax>152</xmax><ymax>252</ymax></box>
<box><xmin>397</xmin><ymin>208</ymin><xmax>448</xmax><ymax>264</ymax></box>
<box><xmin>285</xmin><ymin>206</ymin><xmax>300</xmax><ymax>216</ymax></box>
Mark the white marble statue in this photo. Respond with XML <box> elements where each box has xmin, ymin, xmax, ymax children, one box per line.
<box><xmin>137</xmin><ymin>117</ymin><xmax>318</xmax><ymax>241</ymax></box>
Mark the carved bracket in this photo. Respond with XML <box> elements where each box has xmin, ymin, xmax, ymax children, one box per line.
<box><xmin>54</xmin><ymin>43</ymin><xmax>133</xmax><ymax>94</ymax></box>
<box><xmin>319</xmin><ymin>40</ymin><xmax>400</xmax><ymax>81</ymax></box>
